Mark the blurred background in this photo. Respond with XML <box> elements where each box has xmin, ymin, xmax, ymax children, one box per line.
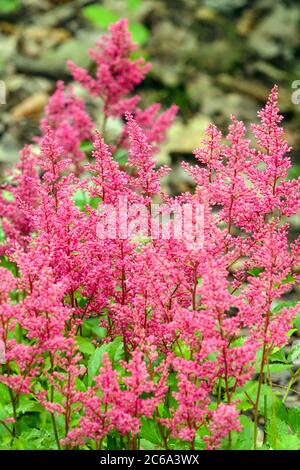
<box><xmin>0</xmin><ymin>0</ymin><xmax>300</xmax><ymax>183</ymax></box>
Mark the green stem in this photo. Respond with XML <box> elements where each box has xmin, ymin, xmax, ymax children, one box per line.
<box><xmin>8</xmin><ymin>388</ymin><xmax>18</xmax><ymax>437</ymax></box>
<box><xmin>49</xmin><ymin>353</ymin><xmax>61</xmax><ymax>450</ymax></box>
<box><xmin>51</xmin><ymin>411</ymin><xmax>61</xmax><ymax>450</ymax></box>
<box><xmin>282</xmin><ymin>369</ymin><xmax>300</xmax><ymax>404</ymax></box>
<box><xmin>253</xmin><ymin>343</ymin><xmax>268</xmax><ymax>449</ymax></box>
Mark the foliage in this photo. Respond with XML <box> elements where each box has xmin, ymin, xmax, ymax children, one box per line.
<box><xmin>82</xmin><ymin>2</ymin><xmax>149</xmax><ymax>46</ymax></box>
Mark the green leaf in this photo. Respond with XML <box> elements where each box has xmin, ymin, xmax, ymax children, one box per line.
<box><xmin>107</xmin><ymin>431</ymin><xmax>121</xmax><ymax>450</ymax></box>
<box><xmin>0</xmin><ymin>224</ymin><xmax>5</xmax><ymax>243</ymax></box>
<box><xmin>281</xmin><ymin>273</ymin><xmax>295</xmax><ymax>284</ymax></box>
<box><xmin>76</xmin><ymin>336</ymin><xmax>95</xmax><ymax>355</ymax></box>
<box><xmin>82</xmin><ymin>5</ymin><xmax>119</xmax><ymax>28</ymax></box>
<box><xmin>289</xmin><ymin>342</ymin><xmax>300</xmax><ymax>362</ymax></box>
<box><xmin>140</xmin><ymin>438</ymin><xmax>158</xmax><ymax>450</ymax></box>
<box><xmin>235</xmin><ymin>381</ymin><xmax>275</xmax><ymax>415</ymax></box>
<box><xmin>72</xmin><ymin>190</ymin><xmax>101</xmax><ymax>211</ymax></box>
<box><xmin>89</xmin><ymin>196</ymin><xmax>101</xmax><ymax>209</ymax></box>
<box><xmin>73</xmin><ymin>190</ymin><xmax>90</xmax><ymax>211</ymax></box>
<box><xmin>265</xmin><ymin>402</ymin><xmax>300</xmax><ymax>450</ymax></box>
<box><xmin>1</xmin><ymin>190</ymin><xmax>14</xmax><ymax>201</ymax></box>
<box><xmin>286</xmin><ymin>328</ymin><xmax>297</xmax><ymax>337</ymax></box>
<box><xmin>0</xmin><ymin>383</ymin><xmax>10</xmax><ymax>404</ymax></box>
<box><xmin>83</xmin><ymin>317</ymin><xmax>106</xmax><ymax>338</ymax></box>
<box><xmin>79</xmin><ymin>140</ymin><xmax>93</xmax><ymax>152</ymax></box>
<box><xmin>140</xmin><ymin>417</ymin><xmax>162</xmax><ymax>446</ymax></box>
<box><xmin>127</xmin><ymin>0</ymin><xmax>141</xmax><ymax>11</ymax></box>
<box><xmin>263</xmin><ymin>363</ymin><xmax>293</xmax><ymax>374</ymax></box>
<box><xmin>271</xmin><ymin>299</ymin><xmax>298</xmax><ymax>314</ymax></box>
<box><xmin>295</xmin><ymin>313</ymin><xmax>300</xmax><ymax>331</ymax></box>
<box><xmin>75</xmin><ymin>377</ymin><xmax>87</xmax><ymax>392</ymax></box>
<box><xmin>275</xmin><ymin>434</ymin><xmax>300</xmax><ymax>450</ymax></box>
<box><xmin>77</xmin><ymin>295</ymin><xmax>88</xmax><ymax>309</ymax></box>
<box><xmin>287</xmin><ymin>407</ymin><xmax>300</xmax><ymax>433</ymax></box>
<box><xmin>247</xmin><ymin>267</ymin><xmax>264</xmax><ymax>277</ymax></box>
<box><xmin>0</xmin><ymin>256</ymin><xmax>18</xmax><ymax>276</ymax></box>
<box><xmin>17</xmin><ymin>395</ymin><xmax>43</xmax><ymax>414</ymax></box>
<box><xmin>0</xmin><ymin>0</ymin><xmax>20</xmax><ymax>13</ymax></box>
<box><xmin>88</xmin><ymin>336</ymin><xmax>123</xmax><ymax>385</ymax></box>
<box><xmin>11</xmin><ymin>437</ymin><xmax>26</xmax><ymax>450</ymax></box>
<box><xmin>269</xmin><ymin>348</ymin><xmax>287</xmax><ymax>363</ymax></box>
<box><xmin>232</xmin><ymin>415</ymin><xmax>254</xmax><ymax>450</ymax></box>
<box><xmin>128</xmin><ymin>23</ymin><xmax>149</xmax><ymax>46</ymax></box>
<box><xmin>114</xmin><ymin>149</ymin><xmax>128</xmax><ymax>165</ymax></box>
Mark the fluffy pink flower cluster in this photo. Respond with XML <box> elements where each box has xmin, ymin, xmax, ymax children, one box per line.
<box><xmin>0</xmin><ymin>20</ymin><xmax>299</xmax><ymax>450</ymax></box>
<box><xmin>67</xmin><ymin>19</ymin><xmax>150</xmax><ymax>117</ymax></box>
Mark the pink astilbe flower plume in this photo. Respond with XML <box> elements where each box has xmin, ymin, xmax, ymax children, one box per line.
<box><xmin>39</xmin><ymin>81</ymin><xmax>94</xmax><ymax>174</ymax></box>
<box><xmin>67</xmin><ymin>19</ymin><xmax>150</xmax><ymax>117</ymax></box>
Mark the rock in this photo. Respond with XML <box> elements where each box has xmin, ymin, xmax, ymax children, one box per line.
<box><xmin>157</xmin><ymin>114</ymin><xmax>210</xmax><ymax>159</ymax></box>
<box><xmin>0</xmin><ymin>33</ymin><xmax>17</xmax><ymax>68</ymax></box>
<box><xmin>32</xmin><ymin>0</ymin><xmax>91</xmax><ymax>27</ymax></box>
<box><xmin>195</xmin><ymin>6</ymin><xmax>217</xmax><ymax>22</ymax></box>
<box><xmin>248</xmin><ymin>5</ymin><xmax>300</xmax><ymax>60</ymax></box>
<box><xmin>15</xmin><ymin>33</ymin><xmax>96</xmax><ymax>78</ymax></box>
<box><xmin>19</xmin><ymin>27</ymin><xmax>70</xmax><ymax>58</ymax></box>
<box><xmin>148</xmin><ymin>21</ymin><xmax>198</xmax><ymax>86</ymax></box>
<box><xmin>196</xmin><ymin>40</ymin><xmax>242</xmax><ymax>74</ymax></box>
<box><xmin>236</xmin><ymin>8</ymin><xmax>260</xmax><ymax>37</ymax></box>
<box><xmin>10</xmin><ymin>91</ymin><xmax>49</xmax><ymax>122</ymax></box>
<box><xmin>0</xmin><ymin>133</ymin><xmax>20</xmax><ymax>163</ymax></box>
<box><xmin>5</xmin><ymin>74</ymin><xmax>52</xmax><ymax>109</ymax></box>
<box><xmin>217</xmin><ymin>74</ymin><xmax>294</xmax><ymax>112</ymax></box>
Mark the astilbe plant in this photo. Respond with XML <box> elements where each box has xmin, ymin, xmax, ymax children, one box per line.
<box><xmin>0</xmin><ymin>19</ymin><xmax>300</xmax><ymax>451</ymax></box>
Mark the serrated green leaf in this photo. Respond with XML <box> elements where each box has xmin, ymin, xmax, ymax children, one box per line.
<box><xmin>232</xmin><ymin>415</ymin><xmax>254</xmax><ymax>450</ymax></box>
<box><xmin>287</xmin><ymin>407</ymin><xmax>300</xmax><ymax>433</ymax></box>
<box><xmin>271</xmin><ymin>299</ymin><xmax>298</xmax><ymax>314</ymax></box>
<box><xmin>88</xmin><ymin>336</ymin><xmax>123</xmax><ymax>385</ymax></box>
<box><xmin>276</xmin><ymin>433</ymin><xmax>300</xmax><ymax>450</ymax></box>
<box><xmin>269</xmin><ymin>348</ymin><xmax>287</xmax><ymax>363</ymax></box>
<box><xmin>288</xmin><ymin>342</ymin><xmax>300</xmax><ymax>362</ymax></box>
<box><xmin>76</xmin><ymin>336</ymin><xmax>95</xmax><ymax>355</ymax></box>
<box><xmin>17</xmin><ymin>395</ymin><xmax>43</xmax><ymax>414</ymax></box>
<box><xmin>263</xmin><ymin>363</ymin><xmax>293</xmax><ymax>374</ymax></box>
<box><xmin>83</xmin><ymin>317</ymin><xmax>106</xmax><ymax>338</ymax></box>
<box><xmin>140</xmin><ymin>417</ymin><xmax>162</xmax><ymax>446</ymax></box>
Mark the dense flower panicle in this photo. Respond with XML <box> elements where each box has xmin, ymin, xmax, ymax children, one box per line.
<box><xmin>67</xmin><ymin>19</ymin><xmax>150</xmax><ymax>117</ymax></box>
<box><xmin>203</xmin><ymin>404</ymin><xmax>241</xmax><ymax>450</ymax></box>
<box><xmin>66</xmin><ymin>352</ymin><xmax>167</xmax><ymax>446</ymax></box>
<box><xmin>0</xmin><ymin>145</ymin><xmax>38</xmax><ymax>251</ymax></box>
<box><xmin>87</xmin><ymin>132</ymin><xmax>129</xmax><ymax>204</ymax></box>
<box><xmin>125</xmin><ymin>112</ymin><xmax>170</xmax><ymax>199</ymax></box>
<box><xmin>40</xmin><ymin>81</ymin><xmax>94</xmax><ymax>173</ymax></box>
<box><xmin>0</xmin><ymin>20</ymin><xmax>300</xmax><ymax>451</ymax></box>
<box><xmin>133</xmin><ymin>103</ymin><xmax>178</xmax><ymax>148</ymax></box>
